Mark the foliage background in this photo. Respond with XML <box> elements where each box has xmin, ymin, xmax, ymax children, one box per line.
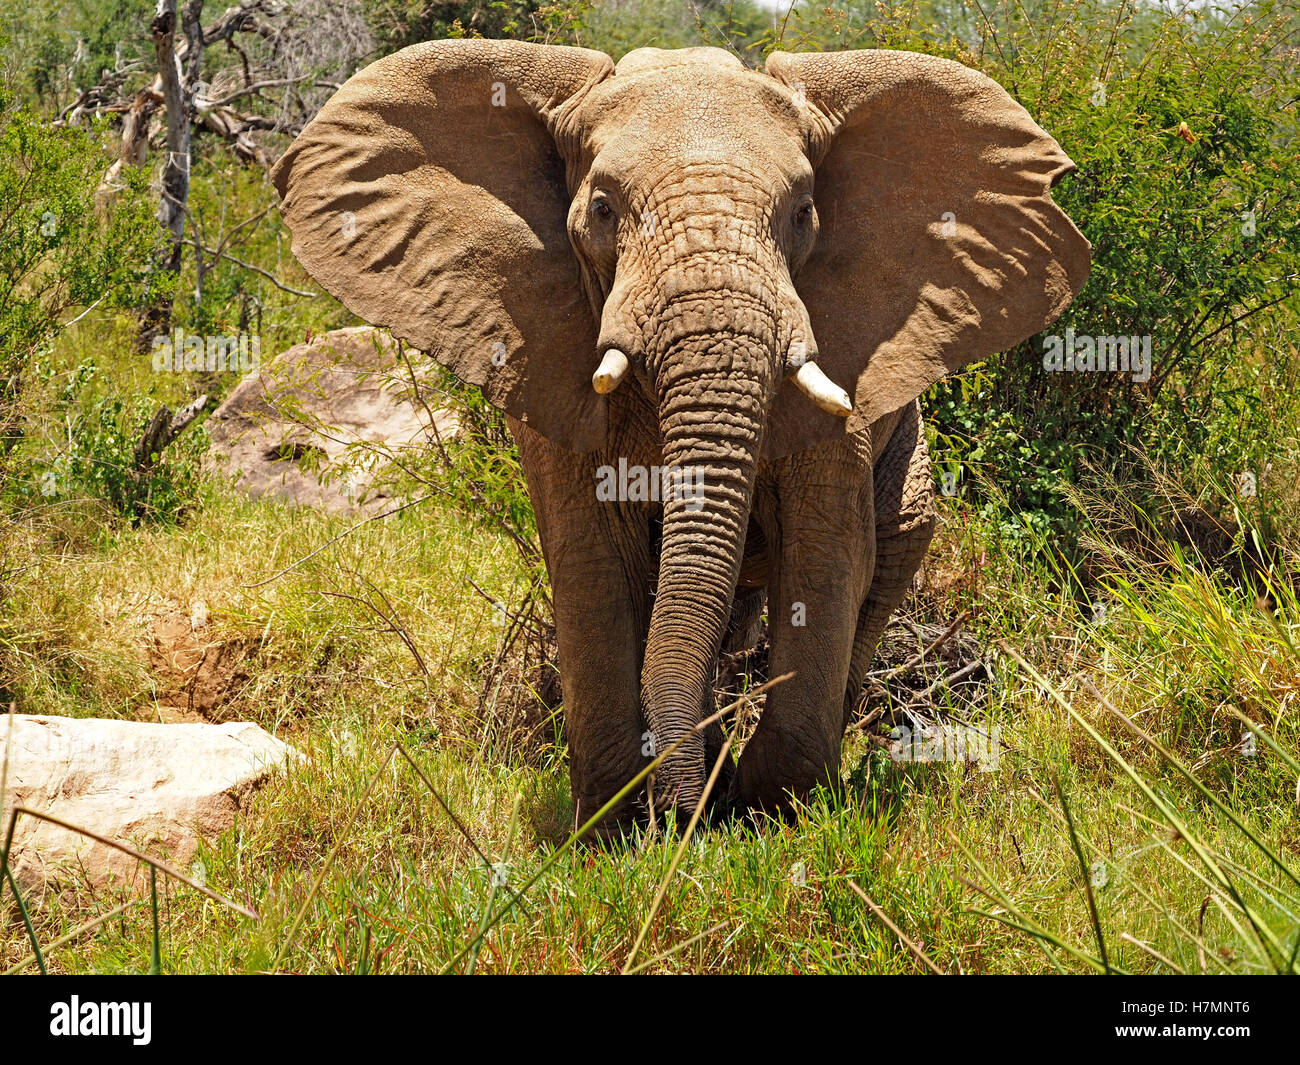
<box><xmin>0</xmin><ymin>0</ymin><xmax>1297</xmax><ymax>974</ymax></box>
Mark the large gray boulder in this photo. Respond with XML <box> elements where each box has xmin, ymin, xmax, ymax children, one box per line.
<box><xmin>205</xmin><ymin>326</ymin><xmax>456</xmax><ymax>511</ymax></box>
<box><xmin>1</xmin><ymin>715</ymin><xmax>295</xmax><ymax>896</ymax></box>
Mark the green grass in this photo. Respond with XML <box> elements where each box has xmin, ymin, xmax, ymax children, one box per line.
<box><xmin>2</xmin><ymin>453</ymin><xmax>1297</xmax><ymax>973</ymax></box>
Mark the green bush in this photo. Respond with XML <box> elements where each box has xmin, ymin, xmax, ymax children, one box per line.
<box><xmin>59</xmin><ymin>395</ymin><xmax>209</xmax><ymax>525</ymax></box>
<box><xmin>13</xmin><ymin>372</ymin><xmax>209</xmax><ymax>526</ymax></box>
<box><xmin>0</xmin><ymin>107</ymin><xmax>159</xmax><ymax>369</ymax></box>
<box><xmin>0</xmin><ymin>91</ymin><xmax>164</xmax><ymax>514</ymax></box>
<box><xmin>782</xmin><ymin>0</ymin><xmax>1300</xmax><ymax>553</ymax></box>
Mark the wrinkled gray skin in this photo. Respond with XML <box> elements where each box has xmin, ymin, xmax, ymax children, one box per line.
<box><xmin>516</xmin><ymin>386</ymin><xmax>933</xmax><ymax>823</ymax></box>
<box><xmin>272</xmin><ymin>42</ymin><xmax>1090</xmax><ymax>832</ymax></box>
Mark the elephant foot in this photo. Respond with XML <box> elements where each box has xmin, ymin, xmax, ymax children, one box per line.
<box><xmin>732</xmin><ymin>745</ymin><xmax>842</xmax><ymax>823</ymax></box>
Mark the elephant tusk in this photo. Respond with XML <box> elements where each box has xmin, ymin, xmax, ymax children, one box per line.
<box><xmin>792</xmin><ymin>361</ymin><xmax>852</xmax><ymax>417</ymax></box>
<box><xmin>592</xmin><ymin>348</ymin><xmax>630</xmax><ymax>394</ymax></box>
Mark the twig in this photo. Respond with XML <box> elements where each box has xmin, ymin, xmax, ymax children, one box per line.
<box><xmin>847</xmin><ymin>879</ymin><xmax>945</xmax><ymax>974</ymax></box>
<box><xmin>4</xmin><ymin>900</ymin><xmax>136</xmax><ymax>976</ymax></box>
<box><xmin>1119</xmin><ymin>932</ymin><xmax>1187</xmax><ymax>974</ymax></box>
<box><xmin>197</xmin><ymin>245</ymin><xmax>317</xmax><ymax>297</ymax></box>
<box><xmin>394</xmin><ymin>743</ymin><xmax>532</xmax><ymax>915</ymax></box>
<box><xmin>623</xmin><ymin>920</ymin><xmax>730</xmax><ymax>976</ymax></box>
<box><xmin>3</xmin><ymin>806</ymin><xmax>256</xmax><ymax>918</ymax></box>
<box><xmin>242</xmin><ymin>494</ymin><xmax>432</xmax><ymax>589</ymax></box>
<box><xmin>871</xmin><ymin>609</ymin><xmax>972</xmax><ymax>684</ymax></box>
<box><xmin>133</xmin><ymin>395</ymin><xmax>209</xmax><ymax>476</ymax></box>
<box><xmin>622</xmin><ymin>724</ymin><xmax>736</xmax><ymax>973</ymax></box>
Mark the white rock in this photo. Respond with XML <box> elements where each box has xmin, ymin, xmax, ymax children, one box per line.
<box><xmin>1</xmin><ymin>715</ymin><xmax>295</xmax><ymax>897</ymax></box>
<box><xmin>204</xmin><ymin>326</ymin><xmax>457</xmax><ymax>512</ymax></box>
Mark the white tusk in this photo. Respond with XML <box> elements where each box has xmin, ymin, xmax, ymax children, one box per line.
<box><xmin>592</xmin><ymin>348</ymin><xmax>629</xmax><ymax>394</ymax></box>
<box><xmin>793</xmin><ymin>361</ymin><xmax>852</xmax><ymax>417</ymax></box>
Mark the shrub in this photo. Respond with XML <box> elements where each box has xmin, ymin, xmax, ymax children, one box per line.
<box><xmin>783</xmin><ymin>0</ymin><xmax>1300</xmax><ymax>554</ymax></box>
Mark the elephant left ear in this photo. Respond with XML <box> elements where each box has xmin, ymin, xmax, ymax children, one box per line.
<box><xmin>271</xmin><ymin>40</ymin><xmax>615</xmax><ymax>454</ymax></box>
<box><xmin>763</xmin><ymin>49</ymin><xmax>1091</xmax><ymax>450</ymax></box>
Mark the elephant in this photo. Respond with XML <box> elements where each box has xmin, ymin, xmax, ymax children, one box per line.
<box><xmin>271</xmin><ymin>40</ymin><xmax>1089</xmax><ymax>831</ymax></box>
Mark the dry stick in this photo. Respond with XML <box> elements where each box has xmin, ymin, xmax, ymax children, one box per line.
<box><xmin>895</xmin><ymin>658</ymin><xmax>1001</xmax><ymax>739</ymax></box>
<box><xmin>464</xmin><ymin>572</ymin><xmax>546</xmax><ymax>714</ymax></box>
<box><xmin>912</xmin><ymin>658</ymin><xmax>985</xmax><ymax>704</ymax></box>
<box><xmin>395</xmin><ymin>744</ymin><xmax>494</xmax><ymax>869</ymax></box>
<box><xmin>346</xmin><ymin>568</ymin><xmax>430</xmax><ymax>677</ymax></box>
<box><xmin>271</xmin><ymin>743</ymin><xmax>399</xmax><ymax>972</ymax></box>
<box><xmin>1119</xmin><ymin>932</ymin><xmax>1187</xmax><ymax>975</ymax></box>
<box><xmin>622</xmin><ymin>727</ymin><xmax>736</xmax><ymax>974</ymax></box>
<box><xmin>242</xmin><ymin>494</ymin><xmax>432</xmax><ymax>589</ymax></box>
<box><xmin>847</xmin><ymin>880</ymin><xmax>944</xmax><ymax>975</ymax></box>
<box><xmin>623</xmin><ymin>920</ymin><xmax>731</xmax><ymax>976</ymax></box>
<box><xmin>4</xmin><ymin>807</ymin><xmax>255</xmax><ymax>918</ymax></box>
<box><xmin>870</xmin><ymin>609</ymin><xmax>972</xmax><ymax>684</ymax></box>
<box><xmin>394</xmin><ymin>743</ymin><xmax>532</xmax><ymax>915</ymax></box>
<box><xmin>318</xmin><ymin>575</ymin><xmax>429</xmax><ymax>677</ymax></box>
<box><xmin>465</xmin><ymin>576</ymin><xmax>517</xmax><ymax>625</ymax></box>
<box><xmin>645</xmin><ymin>772</ymin><xmax>658</xmax><ymax>843</ymax></box>
<box><xmin>1001</xmin><ymin>645</ymin><xmax>1285</xmax><ymax>970</ymax></box>
<box><xmin>393</xmin><ymin>343</ymin><xmax>544</xmax><ymax>568</ymax></box>
<box><xmin>4</xmin><ymin>900</ymin><xmax>136</xmax><ymax>976</ymax></box>
<box><xmin>440</xmin><ymin>672</ymin><xmax>795</xmax><ymax>976</ymax></box>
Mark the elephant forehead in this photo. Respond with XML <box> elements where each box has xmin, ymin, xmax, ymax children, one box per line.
<box><xmin>615</xmin><ymin>46</ymin><xmax>744</xmax><ymax>75</ymax></box>
<box><xmin>580</xmin><ymin>65</ymin><xmax>810</xmax><ymax>182</ymax></box>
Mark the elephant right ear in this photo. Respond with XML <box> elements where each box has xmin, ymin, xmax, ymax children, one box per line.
<box><xmin>764</xmin><ymin>49</ymin><xmax>1090</xmax><ymax>444</ymax></box>
<box><xmin>272</xmin><ymin>39</ymin><xmax>614</xmax><ymax>452</ymax></box>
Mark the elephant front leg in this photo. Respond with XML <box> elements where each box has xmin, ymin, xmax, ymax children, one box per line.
<box><xmin>735</xmin><ymin>449</ymin><xmax>875</xmax><ymax>814</ymax></box>
<box><xmin>841</xmin><ymin>401</ymin><xmax>938</xmax><ymax>730</ymax></box>
<box><xmin>513</xmin><ymin>423</ymin><xmax>652</xmax><ymax>836</ymax></box>
<box><xmin>550</xmin><ymin>551</ymin><xmax>652</xmax><ymax>833</ymax></box>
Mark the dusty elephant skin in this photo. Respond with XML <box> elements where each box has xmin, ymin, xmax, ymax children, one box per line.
<box><xmin>271</xmin><ymin>41</ymin><xmax>1090</xmax><ymax>829</ymax></box>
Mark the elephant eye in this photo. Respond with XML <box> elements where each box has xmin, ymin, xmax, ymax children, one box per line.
<box><xmin>591</xmin><ymin>195</ymin><xmax>615</xmax><ymax>222</ymax></box>
<box><xmin>794</xmin><ymin>200</ymin><xmax>814</xmax><ymax>226</ymax></box>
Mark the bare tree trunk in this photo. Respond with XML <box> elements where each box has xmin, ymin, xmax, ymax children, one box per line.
<box><xmin>137</xmin><ymin>0</ymin><xmax>200</xmax><ymax>351</ymax></box>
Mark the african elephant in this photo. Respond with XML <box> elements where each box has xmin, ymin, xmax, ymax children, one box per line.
<box><xmin>271</xmin><ymin>41</ymin><xmax>1089</xmax><ymax>830</ymax></box>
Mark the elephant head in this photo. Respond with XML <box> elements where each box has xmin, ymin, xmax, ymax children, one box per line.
<box><xmin>272</xmin><ymin>41</ymin><xmax>1089</xmax><ymax>810</ymax></box>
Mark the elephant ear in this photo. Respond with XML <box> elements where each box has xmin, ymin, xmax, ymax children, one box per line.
<box><xmin>272</xmin><ymin>39</ymin><xmax>614</xmax><ymax>452</ymax></box>
<box><xmin>763</xmin><ymin>49</ymin><xmax>1090</xmax><ymax>451</ymax></box>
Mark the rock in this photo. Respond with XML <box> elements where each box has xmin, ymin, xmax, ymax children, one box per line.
<box><xmin>205</xmin><ymin>326</ymin><xmax>457</xmax><ymax>511</ymax></box>
<box><xmin>1</xmin><ymin>715</ymin><xmax>295</xmax><ymax>897</ymax></box>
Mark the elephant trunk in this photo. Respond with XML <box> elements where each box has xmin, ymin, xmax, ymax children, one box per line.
<box><xmin>640</xmin><ymin>329</ymin><xmax>773</xmax><ymax>812</ymax></box>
